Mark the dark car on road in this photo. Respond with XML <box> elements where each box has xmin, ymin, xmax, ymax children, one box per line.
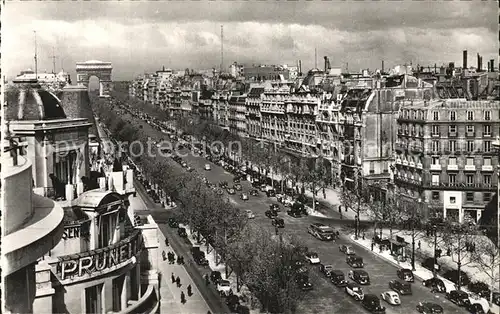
<box><xmin>465</xmin><ymin>303</ymin><xmax>485</xmax><ymax>314</ymax></box>
<box><xmin>361</xmin><ymin>294</ymin><xmax>386</xmax><ymax>314</ymax></box>
<box><xmin>234</xmin><ymin>184</ymin><xmax>242</xmax><ymax>191</ymax></box>
<box><xmin>178</xmin><ymin>227</ymin><xmax>187</xmax><ymax>238</ymax></box>
<box><xmin>227</xmin><ymin>187</ymin><xmax>236</xmax><ymax>195</ymax></box>
<box><xmin>330</xmin><ymin>270</ymin><xmax>348</xmax><ymax>287</ymax></box>
<box><xmin>446</xmin><ymin>290</ymin><xmax>470</xmax><ymax>307</ymax></box>
<box><xmin>416</xmin><ymin>301</ymin><xmax>443</xmax><ymax>313</ymax></box>
<box><xmin>233</xmin><ymin>177</ymin><xmax>241</xmax><ymax>183</ymax></box>
<box><xmin>349</xmin><ymin>270</ymin><xmax>370</xmax><ymax>285</ymax></box>
<box><xmin>168</xmin><ymin>218</ymin><xmax>179</xmax><ymax>228</ymax></box>
<box><xmin>468</xmin><ymin>281</ymin><xmax>491</xmax><ymax>299</ymax></box>
<box><xmin>250</xmin><ymin>189</ymin><xmax>259</xmax><ymax>196</ymax></box>
<box><xmin>219</xmin><ymin>181</ymin><xmax>228</xmax><ymax>188</ymax></box>
<box><xmin>319</xmin><ymin>263</ymin><xmax>334</xmax><ymax>277</ymax></box>
<box><xmin>443</xmin><ymin>269</ymin><xmax>470</xmax><ymax>286</ymax></box>
<box><xmin>397</xmin><ymin>268</ymin><xmax>414</xmax><ymax>282</ymax></box>
<box><xmin>296</xmin><ymin>274</ymin><xmax>313</xmax><ymax>291</ymax></box>
<box><xmin>422</xmin><ymin>277</ymin><xmax>446</xmax><ymax>293</ymax></box>
<box><xmin>421</xmin><ymin>257</ymin><xmax>441</xmax><ymax>272</ymax></box>
<box><xmin>210</xmin><ymin>271</ymin><xmax>222</xmax><ymax>284</ymax></box>
<box><xmin>266</xmin><ymin>189</ymin><xmax>276</xmax><ymax>197</ymax></box>
<box><xmin>270</xmin><ymin>204</ymin><xmax>280</xmax><ymax>211</ymax></box>
<box><xmin>272</xmin><ymin>218</ymin><xmax>285</xmax><ymax>228</ymax></box>
<box><xmin>346</xmin><ymin>255</ymin><xmax>364</xmax><ymax>268</ymax></box>
<box><xmin>287</xmin><ymin>209</ymin><xmax>302</xmax><ymax>218</ymax></box>
<box><xmin>389</xmin><ymin>280</ymin><xmax>412</xmax><ymax>295</ymax></box>
<box><xmin>191</xmin><ymin>247</ymin><xmax>209</xmax><ymax>266</ymax></box>
<box><xmin>265</xmin><ymin>209</ymin><xmax>278</xmax><ymax>219</ymax></box>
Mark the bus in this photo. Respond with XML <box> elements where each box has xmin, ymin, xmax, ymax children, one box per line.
<box><xmin>308</xmin><ymin>223</ymin><xmax>336</xmax><ymax>241</ymax></box>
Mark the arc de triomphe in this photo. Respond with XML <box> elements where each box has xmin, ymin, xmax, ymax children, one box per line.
<box><xmin>76</xmin><ymin>60</ymin><xmax>112</xmax><ymax>97</ymax></box>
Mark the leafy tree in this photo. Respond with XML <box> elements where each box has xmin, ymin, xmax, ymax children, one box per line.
<box><xmin>473</xmin><ymin>233</ymin><xmax>500</xmax><ymax>301</ymax></box>
<box><xmin>401</xmin><ymin>202</ymin><xmax>426</xmax><ymax>271</ymax></box>
<box><xmin>301</xmin><ymin>157</ymin><xmax>330</xmax><ymax>212</ymax></box>
<box><xmin>340</xmin><ymin>183</ymin><xmax>368</xmax><ymax>240</ymax></box>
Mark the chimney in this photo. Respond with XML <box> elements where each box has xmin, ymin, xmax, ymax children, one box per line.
<box><xmin>298</xmin><ymin>60</ymin><xmax>302</xmax><ymax>77</ymax></box>
<box><xmin>462</xmin><ymin>50</ymin><xmax>468</xmax><ymax>69</ymax></box>
<box><xmin>490</xmin><ymin>59</ymin><xmax>495</xmax><ymax>72</ymax></box>
<box><xmin>477</xmin><ymin>54</ymin><xmax>482</xmax><ymax>72</ymax></box>
<box><xmin>382</xmin><ymin>60</ymin><xmax>384</xmax><ymax>73</ymax></box>
<box><xmin>434</xmin><ymin>63</ymin><xmax>437</xmax><ymax>74</ymax></box>
<box><xmin>324</xmin><ymin>56</ymin><xmax>328</xmax><ymax>72</ymax></box>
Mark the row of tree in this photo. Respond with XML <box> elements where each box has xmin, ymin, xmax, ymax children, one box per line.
<box><xmin>93</xmin><ymin>93</ymin><xmax>308</xmax><ymax>313</ymax></box>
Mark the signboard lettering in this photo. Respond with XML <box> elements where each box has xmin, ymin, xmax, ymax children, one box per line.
<box><xmin>58</xmin><ymin>231</ymin><xmax>143</xmax><ymax>280</ymax></box>
<box><xmin>62</xmin><ymin>222</ymin><xmax>90</xmax><ymax>240</ymax></box>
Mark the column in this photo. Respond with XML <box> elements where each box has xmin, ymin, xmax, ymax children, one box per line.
<box><xmin>121</xmin><ymin>272</ymin><xmax>130</xmax><ymax>309</ymax></box>
<box><xmin>33</xmin><ymin>262</ymin><xmax>55</xmax><ymax>314</ymax></box>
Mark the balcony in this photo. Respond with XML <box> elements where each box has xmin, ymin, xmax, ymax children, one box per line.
<box><xmin>416</xmin><ymin>162</ymin><xmax>423</xmax><ymax>169</ymax></box>
<box><xmin>395</xmin><ymin>143</ymin><xmax>407</xmax><ymax>152</ymax></box>
<box><xmin>409</xmin><ymin>161</ymin><xmax>416</xmax><ymax>167</ymax></box>
<box><xmin>447</xmin><ymin>164</ymin><xmax>459</xmax><ymax>171</ymax></box>
<box><xmin>464</xmin><ymin>165</ymin><xmax>476</xmax><ymax>171</ymax></box>
<box><xmin>481</xmin><ymin>165</ymin><xmax>494</xmax><ymax>171</ymax></box>
<box><xmin>430</xmin><ymin>164</ymin><xmax>442</xmax><ymax>171</ymax></box>
<box><xmin>431</xmin><ymin>133</ymin><xmax>440</xmax><ymax>138</ymax></box>
<box><xmin>410</xmin><ymin>145</ymin><xmax>424</xmax><ymax>153</ymax></box>
<box><xmin>394</xmin><ymin>175</ymin><xmax>423</xmax><ymax>187</ymax></box>
<box><xmin>425</xmin><ymin>182</ymin><xmax>496</xmax><ymax>191</ymax></box>
<box><xmin>118</xmin><ymin>285</ymin><xmax>159</xmax><ymax>314</ymax></box>
<box><xmin>466</xmin><ymin>131</ymin><xmax>475</xmax><ymax>137</ymax></box>
<box><xmin>402</xmin><ymin>160</ymin><xmax>409</xmax><ymax>166</ymax></box>
<box><xmin>483</xmin><ymin>132</ymin><xmax>492</xmax><ymax>137</ymax></box>
<box><xmin>448</xmin><ymin>132</ymin><xmax>457</xmax><ymax>138</ymax></box>
<box><xmin>396</xmin><ymin>158</ymin><xmax>402</xmax><ymax>165</ymax></box>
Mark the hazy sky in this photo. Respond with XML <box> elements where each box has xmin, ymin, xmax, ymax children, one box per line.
<box><xmin>4</xmin><ymin>1</ymin><xmax>497</xmax><ymax>81</ymax></box>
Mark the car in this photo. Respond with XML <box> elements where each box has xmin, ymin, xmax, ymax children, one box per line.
<box><xmin>362</xmin><ymin>294</ymin><xmax>386</xmax><ymax>313</ymax></box>
<box><xmin>443</xmin><ymin>269</ymin><xmax>470</xmax><ymax>286</ymax></box>
<box><xmin>380</xmin><ymin>291</ymin><xmax>401</xmax><ymax>306</ymax></box>
<box><xmin>250</xmin><ymin>189</ymin><xmax>259</xmax><ymax>196</ymax></box>
<box><xmin>287</xmin><ymin>209</ymin><xmax>302</xmax><ymax>218</ymax></box>
<box><xmin>339</xmin><ymin>244</ymin><xmax>356</xmax><ymax>255</ymax></box>
<box><xmin>468</xmin><ymin>281</ymin><xmax>491</xmax><ymax>299</ymax></box>
<box><xmin>296</xmin><ymin>274</ymin><xmax>313</xmax><ymax>291</ymax></box>
<box><xmin>422</xmin><ymin>277</ymin><xmax>446</xmax><ymax>293</ymax></box>
<box><xmin>397</xmin><ymin>268</ymin><xmax>415</xmax><ymax>282</ymax></box>
<box><xmin>217</xmin><ymin>279</ymin><xmax>232</xmax><ymax>296</ymax></box>
<box><xmin>272</xmin><ymin>218</ymin><xmax>285</xmax><ymax>228</ymax></box>
<box><xmin>259</xmin><ymin>184</ymin><xmax>268</xmax><ymax>192</ymax></box>
<box><xmin>227</xmin><ymin>188</ymin><xmax>236</xmax><ymax>195</ymax></box>
<box><xmin>186</xmin><ymin>166</ymin><xmax>194</xmax><ymax>172</ymax></box>
<box><xmin>246</xmin><ymin>210</ymin><xmax>255</xmax><ymax>219</ymax></box>
<box><xmin>219</xmin><ymin>181</ymin><xmax>228</xmax><ymax>188</ymax></box>
<box><xmin>240</xmin><ymin>193</ymin><xmax>249</xmax><ymax>201</ymax></box>
<box><xmin>233</xmin><ymin>177</ymin><xmax>241</xmax><ymax>183</ymax></box>
<box><xmin>168</xmin><ymin>218</ymin><xmax>179</xmax><ymax>228</ymax></box>
<box><xmin>191</xmin><ymin>247</ymin><xmax>209</xmax><ymax>266</ymax></box>
<box><xmin>210</xmin><ymin>271</ymin><xmax>222</xmax><ymax>284</ymax></box>
<box><xmin>266</xmin><ymin>189</ymin><xmax>276</xmax><ymax>197</ymax></box>
<box><xmin>465</xmin><ymin>302</ymin><xmax>486</xmax><ymax>314</ymax></box>
<box><xmin>389</xmin><ymin>280</ymin><xmax>412</xmax><ymax>295</ymax></box>
<box><xmin>225</xmin><ymin>295</ymin><xmax>240</xmax><ymax>312</ymax></box>
<box><xmin>416</xmin><ymin>301</ymin><xmax>443</xmax><ymax>313</ymax></box>
<box><xmin>265</xmin><ymin>209</ymin><xmax>278</xmax><ymax>219</ymax></box>
<box><xmin>178</xmin><ymin>227</ymin><xmax>187</xmax><ymax>238</ymax></box>
<box><xmin>304</xmin><ymin>252</ymin><xmax>320</xmax><ymax>264</ymax></box>
<box><xmin>319</xmin><ymin>263</ymin><xmax>334</xmax><ymax>277</ymax></box>
<box><xmin>346</xmin><ymin>255</ymin><xmax>364</xmax><ymax>268</ymax></box>
<box><xmin>446</xmin><ymin>290</ymin><xmax>471</xmax><ymax>306</ymax></box>
<box><xmin>330</xmin><ymin>270</ymin><xmax>348</xmax><ymax>287</ymax></box>
<box><xmin>421</xmin><ymin>257</ymin><xmax>441</xmax><ymax>272</ymax></box>
<box><xmin>204</xmin><ymin>164</ymin><xmax>211</xmax><ymax>171</ymax></box>
<box><xmin>308</xmin><ymin>223</ymin><xmax>336</xmax><ymax>241</ymax></box>
<box><xmin>234</xmin><ymin>184</ymin><xmax>242</xmax><ymax>191</ymax></box>
<box><xmin>270</xmin><ymin>204</ymin><xmax>280</xmax><ymax>211</ymax></box>
<box><xmin>349</xmin><ymin>270</ymin><xmax>370</xmax><ymax>285</ymax></box>
<box><xmin>345</xmin><ymin>282</ymin><xmax>364</xmax><ymax>301</ymax></box>
<box><xmin>181</xmin><ymin>161</ymin><xmax>188</xmax><ymax>168</ymax></box>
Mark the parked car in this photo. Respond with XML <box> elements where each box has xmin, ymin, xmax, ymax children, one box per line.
<box><xmin>346</xmin><ymin>255</ymin><xmax>364</xmax><ymax>268</ymax></box>
<box><xmin>362</xmin><ymin>294</ymin><xmax>386</xmax><ymax>313</ymax></box>
<box><xmin>397</xmin><ymin>268</ymin><xmax>415</xmax><ymax>282</ymax></box>
<box><xmin>465</xmin><ymin>302</ymin><xmax>486</xmax><ymax>314</ymax></box>
<box><xmin>421</xmin><ymin>257</ymin><xmax>441</xmax><ymax>272</ymax></box>
<box><xmin>380</xmin><ymin>291</ymin><xmax>401</xmax><ymax>306</ymax></box>
<box><xmin>210</xmin><ymin>271</ymin><xmax>222</xmax><ymax>284</ymax></box>
<box><xmin>265</xmin><ymin>209</ymin><xmax>278</xmax><ymax>219</ymax></box>
<box><xmin>296</xmin><ymin>274</ymin><xmax>313</xmax><ymax>291</ymax></box>
<box><xmin>349</xmin><ymin>270</ymin><xmax>370</xmax><ymax>285</ymax></box>
<box><xmin>345</xmin><ymin>282</ymin><xmax>364</xmax><ymax>301</ymax></box>
<box><xmin>416</xmin><ymin>301</ymin><xmax>443</xmax><ymax>313</ymax></box>
<box><xmin>204</xmin><ymin>164</ymin><xmax>211</xmax><ymax>171</ymax></box>
<box><xmin>272</xmin><ymin>218</ymin><xmax>285</xmax><ymax>228</ymax></box>
<box><xmin>389</xmin><ymin>280</ymin><xmax>412</xmax><ymax>295</ymax></box>
<box><xmin>217</xmin><ymin>280</ymin><xmax>232</xmax><ymax>296</ymax></box>
<box><xmin>246</xmin><ymin>210</ymin><xmax>255</xmax><ymax>219</ymax></box>
<box><xmin>468</xmin><ymin>281</ymin><xmax>491</xmax><ymax>299</ymax></box>
<box><xmin>422</xmin><ymin>277</ymin><xmax>446</xmax><ymax>293</ymax></box>
<box><xmin>227</xmin><ymin>188</ymin><xmax>236</xmax><ymax>195</ymax></box>
<box><xmin>226</xmin><ymin>295</ymin><xmax>240</xmax><ymax>312</ymax></box>
<box><xmin>287</xmin><ymin>209</ymin><xmax>302</xmax><ymax>218</ymax></box>
<box><xmin>443</xmin><ymin>270</ymin><xmax>470</xmax><ymax>286</ymax></box>
<box><xmin>250</xmin><ymin>189</ymin><xmax>259</xmax><ymax>196</ymax></box>
<box><xmin>270</xmin><ymin>204</ymin><xmax>280</xmax><ymax>211</ymax></box>
<box><xmin>240</xmin><ymin>193</ymin><xmax>249</xmax><ymax>201</ymax></box>
<box><xmin>319</xmin><ymin>263</ymin><xmax>334</xmax><ymax>277</ymax></box>
<box><xmin>304</xmin><ymin>252</ymin><xmax>320</xmax><ymax>264</ymax></box>
<box><xmin>233</xmin><ymin>177</ymin><xmax>241</xmax><ymax>183</ymax></box>
<box><xmin>178</xmin><ymin>227</ymin><xmax>187</xmax><ymax>238</ymax></box>
<box><xmin>330</xmin><ymin>270</ymin><xmax>348</xmax><ymax>287</ymax></box>
<box><xmin>219</xmin><ymin>181</ymin><xmax>228</xmax><ymax>188</ymax></box>
<box><xmin>234</xmin><ymin>184</ymin><xmax>242</xmax><ymax>191</ymax></box>
<box><xmin>339</xmin><ymin>244</ymin><xmax>356</xmax><ymax>255</ymax></box>
<box><xmin>266</xmin><ymin>189</ymin><xmax>276</xmax><ymax>197</ymax></box>
<box><xmin>168</xmin><ymin>218</ymin><xmax>179</xmax><ymax>228</ymax></box>
<box><xmin>191</xmin><ymin>247</ymin><xmax>209</xmax><ymax>266</ymax></box>
<box><xmin>446</xmin><ymin>290</ymin><xmax>470</xmax><ymax>307</ymax></box>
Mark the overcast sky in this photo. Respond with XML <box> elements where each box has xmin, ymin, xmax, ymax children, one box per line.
<box><xmin>4</xmin><ymin>1</ymin><xmax>497</xmax><ymax>81</ymax></box>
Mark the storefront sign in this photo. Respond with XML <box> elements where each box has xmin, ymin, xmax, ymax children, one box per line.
<box><xmin>57</xmin><ymin>231</ymin><xmax>143</xmax><ymax>280</ymax></box>
<box><xmin>62</xmin><ymin>221</ymin><xmax>90</xmax><ymax>240</ymax></box>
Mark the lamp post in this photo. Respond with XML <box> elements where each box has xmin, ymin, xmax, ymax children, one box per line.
<box><xmin>492</xmin><ymin>139</ymin><xmax>500</xmax><ymax>250</ymax></box>
<box><xmin>432</xmin><ymin>223</ymin><xmax>438</xmax><ymax>278</ymax></box>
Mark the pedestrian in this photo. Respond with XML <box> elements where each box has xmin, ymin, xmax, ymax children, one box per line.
<box><xmin>176</xmin><ymin>276</ymin><xmax>181</xmax><ymax>288</ymax></box>
<box><xmin>447</xmin><ymin>247</ymin><xmax>451</xmax><ymax>256</ymax></box>
<box><xmin>371</xmin><ymin>242</ymin><xmax>374</xmax><ymax>251</ymax></box>
<box><xmin>187</xmin><ymin>284</ymin><xmax>192</xmax><ymax>296</ymax></box>
<box><xmin>165</xmin><ymin>237</ymin><xmax>169</xmax><ymax>247</ymax></box>
<box><xmin>177</xmin><ymin>256</ymin><xmax>181</xmax><ymax>264</ymax></box>
<box><xmin>205</xmin><ymin>274</ymin><xmax>210</xmax><ymax>286</ymax></box>
<box><xmin>472</xmin><ymin>243</ymin><xmax>475</xmax><ymax>253</ymax></box>
<box><xmin>322</xmin><ymin>188</ymin><xmax>326</xmax><ymax>199</ymax></box>
<box><xmin>162</xmin><ymin>251</ymin><xmax>166</xmax><ymax>261</ymax></box>
<box><xmin>180</xmin><ymin>291</ymin><xmax>186</xmax><ymax>304</ymax></box>
<box><xmin>418</xmin><ymin>241</ymin><xmax>421</xmax><ymax>250</ymax></box>
<box><xmin>171</xmin><ymin>272</ymin><xmax>176</xmax><ymax>283</ymax></box>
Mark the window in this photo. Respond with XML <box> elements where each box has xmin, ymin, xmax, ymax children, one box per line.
<box><xmin>432</xmin><ymin>125</ymin><xmax>440</xmax><ymax>135</ymax></box>
<box><xmin>484</xmin><ymin>193</ymin><xmax>492</xmax><ymax>202</ymax></box>
<box><xmin>467</xmin><ymin>141</ymin><xmax>475</xmax><ymax>152</ymax></box>
<box><xmin>450</xmin><ymin>111</ymin><xmax>456</xmax><ymax>121</ymax></box>
<box><xmin>432</xmin><ymin>157</ymin><xmax>440</xmax><ymax>165</ymax></box>
<box><xmin>432</xmin><ymin>174</ymin><xmax>440</xmax><ymax>186</ymax></box>
<box><xmin>484</xmin><ymin>141</ymin><xmax>491</xmax><ymax>152</ymax></box>
<box><xmin>466</xmin><ymin>157</ymin><xmax>474</xmax><ymax>166</ymax></box>
<box><xmin>432</xmin><ymin>141</ymin><xmax>440</xmax><ymax>151</ymax></box>
<box><xmin>448</xmin><ymin>157</ymin><xmax>457</xmax><ymax>165</ymax></box>
<box><xmin>466</xmin><ymin>192</ymin><xmax>474</xmax><ymax>202</ymax></box>
<box><xmin>433</xmin><ymin>111</ymin><xmax>439</xmax><ymax>121</ymax></box>
<box><xmin>369</xmin><ymin>162</ymin><xmax>375</xmax><ymax>174</ymax></box>
<box><xmin>432</xmin><ymin>191</ymin><xmax>440</xmax><ymax>200</ymax></box>
<box><xmin>449</xmin><ymin>125</ymin><xmax>457</xmax><ymax>133</ymax></box>
<box><xmin>484</xmin><ymin>110</ymin><xmax>491</xmax><ymax>120</ymax></box>
<box><xmin>466</xmin><ymin>175</ymin><xmax>474</xmax><ymax>185</ymax></box>
<box><xmin>484</xmin><ymin>125</ymin><xmax>491</xmax><ymax>136</ymax></box>
<box><xmin>467</xmin><ymin>125</ymin><xmax>475</xmax><ymax>133</ymax></box>
<box><xmin>449</xmin><ymin>140</ymin><xmax>457</xmax><ymax>152</ymax></box>
<box><xmin>484</xmin><ymin>157</ymin><xmax>492</xmax><ymax>166</ymax></box>
<box><xmin>484</xmin><ymin>175</ymin><xmax>492</xmax><ymax>185</ymax></box>
<box><xmin>450</xmin><ymin>196</ymin><xmax>456</xmax><ymax>204</ymax></box>
<box><xmin>467</xmin><ymin>111</ymin><xmax>474</xmax><ymax>120</ymax></box>
<box><xmin>448</xmin><ymin>174</ymin><xmax>456</xmax><ymax>184</ymax></box>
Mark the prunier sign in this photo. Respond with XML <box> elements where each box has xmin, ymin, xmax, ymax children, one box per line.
<box><xmin>57</xmin><ymin>230</ymin><xmax>143</xmax><ymax>280</ymax></box>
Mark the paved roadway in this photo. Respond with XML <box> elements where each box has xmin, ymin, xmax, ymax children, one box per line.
<box><xmin>123</xmin><ymin>109</ymin><xmax>468</xmax><ymax>314</ymax></box>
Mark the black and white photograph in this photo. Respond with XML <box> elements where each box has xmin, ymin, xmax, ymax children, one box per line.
<box><xmin>1</xmin><ymin>1</ymin><xmax>499</xmax><ymax>313</ymax></box>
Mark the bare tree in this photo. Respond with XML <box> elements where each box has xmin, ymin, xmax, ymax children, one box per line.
<box><xmin>442</xmin><ymin>221</ymin><xmax>478</xmax><ymax>290</ymax></box>
<box><xmin>340</xmin><ymin>184</ymin><xmax>367</xmax><ymax>240</ymax></box>
<box><xmin>473</xmin><ymin>228</ymin><xmax>500</xmax><ymax>301</ymax></box>
<box><xmin>401</xmin><ymin>202</ymin><xmax>426</xmax><ymax>271</ymax></box>
<box><xmin>301</xmin><ymin>157</ymin><xmax>329</xmax><ymax>212</ymax></box>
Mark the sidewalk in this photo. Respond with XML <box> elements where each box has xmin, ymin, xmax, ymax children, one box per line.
<box><xmin>127</xmin><ymin>192</ymin><xmax>211</xmax><ymax>314</ymax></box>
